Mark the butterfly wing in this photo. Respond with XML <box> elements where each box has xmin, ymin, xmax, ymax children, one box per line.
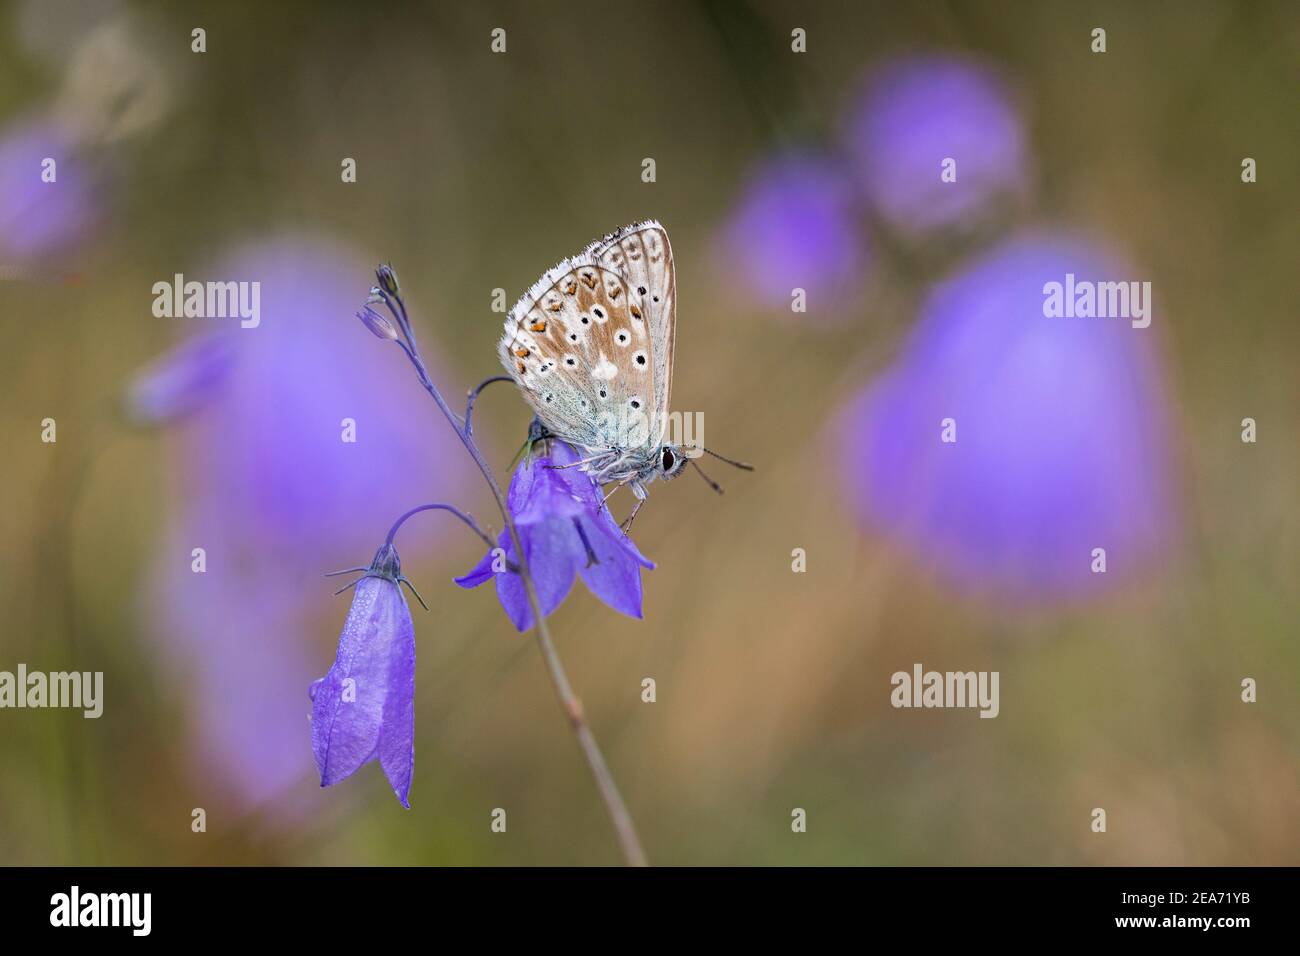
<box><xmin>592</xmin><ymin>221</ymin><xmax>676</xmax><ymax>445</ymax></box>
<box><xmin>499</xmin><ymin>251</ymin><xmax>659</xmax><ymax>453</ymax></box>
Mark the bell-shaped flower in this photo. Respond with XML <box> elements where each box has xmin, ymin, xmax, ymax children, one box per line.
<box><xmin>456</xmin><ymin>441</ymin><xmax>654</xmax><ymax>631</ymax></box>
<box><xmin>717</xmin><ymin>151</ymin><xmax>871</xmax><ymax>322</ymax></box>
<box><xmin>841</xmin><ymin>55</ymin><xmax>1029</xmax><ymax>240</ymax></box>
<box><xmin>836</xmin><ymin>232</ymin><xmax>1176</xmax><ymax>601</ymax></box>
<box><xmin>310</xmin><ymin>543</ymin><xmax>419</xmax><ymax>807</ymax></box>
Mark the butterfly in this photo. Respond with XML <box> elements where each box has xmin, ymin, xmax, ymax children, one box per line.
<box><xmin>498</xmin><ymin>220</ymin><xmax>749</xmax><ymax>526</ymax></box>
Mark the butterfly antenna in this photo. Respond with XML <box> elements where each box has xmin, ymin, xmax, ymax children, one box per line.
<box><xmin>691</xmin><ymin>460</ymin><xmax>725</xmax><ymax>495</ymax></box>
<box><xmin>702</xmin><ymin>447</ymin><xmax>755</xmax><ymax>471</ymax></box>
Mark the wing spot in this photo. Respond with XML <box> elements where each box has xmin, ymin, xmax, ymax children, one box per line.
<box><xmin>615</xmin><ymin>330</ymin><xmax>630</xmax><ymax>346</ymax></box>
<box><xmin>634</xmin><ymin>351</ymin><xmax>647</xmax><ymax>366</ymax></box>
<box><xmin>564</xmin><ymin>356</ymin><xmax>577</xmax><ymax>366</ymax></box>
<box><xmin>637</xmin><ymin>286</ymin><xmax>647</xmax><ymax>295</ymax></box>
<box><xmin>530</xmin><ymin>322</ymin><xmax>547</xmax><ymax>333</ymax></box>
<box><xmin>580</xmin><ymin>272</ymin><xmax>597</xmax><ymax>290</ymax></box>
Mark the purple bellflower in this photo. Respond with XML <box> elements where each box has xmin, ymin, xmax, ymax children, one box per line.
<box><xmin>0</xmin><ymin>117</ymin><xmax>97</xmax><ymax>266</ymax></box>
<box><xmin>718</xmin><ymin>151</ymin><xmax>870</xmax><ymax>320</ymax></box>
<box><xmin>837</xmin><ymin>232</ymin><xmax>1175</xmax><ymax>600</ymax></box>
<box><xmin>310</xmin><ymin>543</ymin><xmax>421</xmax><ymax>808</ymax></box>
<box><xmin>456</xmin><ymin>440</ymin><xmax>655</xmax><ymax>631</ymax></box>
<box><xmin>841</xmin><ymin>55</ymin><xmax>1028</xmax><ymax>240</ymax></box>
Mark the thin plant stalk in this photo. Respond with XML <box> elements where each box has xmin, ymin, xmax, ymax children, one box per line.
<box><xmin>368</xmin><ymin>269</ymin><xmax>647</xmax><ymax>866</ymax></box>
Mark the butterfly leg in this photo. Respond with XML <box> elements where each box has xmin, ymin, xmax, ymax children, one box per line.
<box><xmin>620</xmin><ymin>481</ymin><xmax>649</xmax><ymax>533</ymax></box>
<box><xmin>548</xmin><ymin>451</ymin><xmax>614</xmax><ymax>471</ymax></box>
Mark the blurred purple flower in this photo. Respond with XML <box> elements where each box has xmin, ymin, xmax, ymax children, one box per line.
<box><xmin>456</xmin><ymin>441</ymin><xmax>654</xmax><ymax>631</ymax></box>
<box><xmin>310</xmin><ymin>544</ymin><xmax>417</xmax><ymax>808</ymax></box>
<box><xmin>140</xmin><ymin>236</ymin><xmax>465</xmax><ymax>807</ymax></box>
<box><xmin>0</xmin><ymin>117</ymin><xmax>96</xmax><ymax>265</ymax></box>
<box><xmin>125</xmin><ymin>332</ymin><xmax>238</xmax><ymax>425</ymax></box>
<box><xmin>837</xmin><ymin>233</ymin><xmax>1176</xmax><ymax>599</ymax></box>
<box><xmin>718</xmin><ymin>152</ymin><xmax>870</xmax><ymax>319</ymax></box>
<box><xmin>842</xmin><ymin>56</ymin><xmax>1028</xmax><ymax>239</ymax></box>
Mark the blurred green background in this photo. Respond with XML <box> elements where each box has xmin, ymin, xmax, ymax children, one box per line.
<box><xmin>0</xmin><ymin>0</ymin><xmax>1295</xmax><ymax>865</ymax></box>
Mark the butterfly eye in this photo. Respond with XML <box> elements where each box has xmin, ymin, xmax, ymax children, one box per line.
<box><xmin>661</xmin><ymin>448</ymin><xmax>675</xmax><ymax>472</ymax></box>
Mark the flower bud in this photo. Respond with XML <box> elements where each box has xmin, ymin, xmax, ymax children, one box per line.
<box><xmin>356</xmin><ymin>305</ymin><xmax>398</xmax><ymax>341</ymax></box>
<box><xmin>375</xmin><ymin>263</ymin><xmax>401</xmax><ymax>298</ymax></box>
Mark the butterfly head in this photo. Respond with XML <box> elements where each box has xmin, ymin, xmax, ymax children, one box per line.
<box><xmin>656</xmin><ymin>444</ymin><xmax>689</xmax><ymax>481</ymax></box>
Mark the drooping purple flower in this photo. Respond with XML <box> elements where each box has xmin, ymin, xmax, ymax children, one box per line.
<box><xmin>837</xmin><ymin>232</ymin><xmax>1176</xmax><ymax>600</ymax></box>
<box><xmin>0</xmin><ymin>117</ymin><xmax>97</xmax><ymax>265</ymax></box>
<box><xmin>310</xmin><ymin>544</ymin><xmax>417</xmax><ymax>808</ymax></box>
<box><xmin>138</xmin><ymin>236</ymin><xmax>465</xmax><ymax>808</ymax></box>
<box><xmin>456</xmin><ymin>440</ymin><xmax>654</xmax><ymax>631</ymax></box>
<box><xmin>718</xmin><ymin>151</ymin><xmax>870</xmax><ymax>320</ymax></box>
<box><xmin>841</xmin><ymin>55</ymin><xmax>1028</xmax><ymax>239</ymax></box>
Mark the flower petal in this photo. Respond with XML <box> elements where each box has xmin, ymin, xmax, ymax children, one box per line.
<box><xmin>510</xmin><ymin>454</ymin><xmax>588</xmax><ymax>527</ymax></box>
<box><xmin>453</xmin><ymin>538</ymin><xmax>501</xmax><ymax>589</ymax></box>
<box><xmin>576</xmin><ymin>510</ymin><xmax>653</xmax><ymax>619</ymax></box>
<box><xmin>496</xmin><ymin>519</ymin><xmax>580</xmax><ymax>631</ymax></box>
<box><xmin>377</xmin><ymin>604</ymin><xmax>416</xmax><ymax>808</ymax></box>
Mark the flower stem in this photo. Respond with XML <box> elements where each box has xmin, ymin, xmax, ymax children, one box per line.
<box><xmin>384</xmin><ymin>502</ymin><xmax>495</xmax><ymax>551</ymax></box>
<box><xmin>372</xmin><ymin>276</ymin><xmax>648</xmax><ymax>866</ymax></box>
